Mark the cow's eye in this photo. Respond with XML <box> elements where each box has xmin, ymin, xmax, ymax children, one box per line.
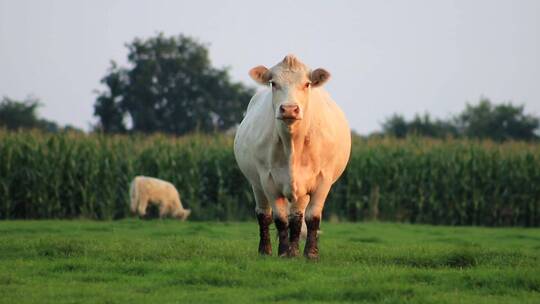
<box><xmin>269</xmin><ymin>81</ymin><xmax>278</xmax><ymax>89</ymax></box>
<box><xmin>304</xmin><ymin>82</ymin><xmax>311</xmax><ymax>89</ymax></box>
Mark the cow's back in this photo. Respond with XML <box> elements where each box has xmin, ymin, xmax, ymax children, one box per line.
<box><xmin>134</xmin><ymin>176</ymin><xmax>177</xmax><ymax>201</ymax></box>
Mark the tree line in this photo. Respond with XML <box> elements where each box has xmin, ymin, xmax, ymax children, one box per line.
<box><xmin>0</xmin><ymin>96</ymin><xmax>81</xmax><ymax>133</ymax></box>
<box><xmin>380</xmin><ymin>99</ymin><xmax>539</xmax><ymax>141</ymax></box>
<box><xmin>1</xmin><ymin>33</ymin><xmax>539</xmax><ymax>141</ymax></box>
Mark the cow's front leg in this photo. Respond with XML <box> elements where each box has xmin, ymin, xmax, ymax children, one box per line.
<box><xmin>253</xmin><ymin>187</ymin><xmax>272</xmax><ymax>255</ymax></box>
<box><xmin>288</xmin><ymin>195</ymin><xmax>310</xmax><ymax>257</ymax></box>
<box><xmin>274</xmin><ymin>217</ymin><xmax>289</xmax><ymax>257</ymax></box>
<box><xmin>304</xmin><ymin>183</ymin><xmax>331</xmax><ymax>259</ymax></box>
<box><xmin>272</xmin><ymin>197</ymin><xmax>289</xmax><ymax>257</ymax></box>
<box><xmin>257</xmin><ymin>212</ymin><xmax>273</xmax><ymax>255</ymax></box>
<box><xmin>287</xmin><ymin>211</ymin><xmax>303</xmax><ymax>257</ymax></box>
<box><xmin>304</xmin><ymin>216</ymin><xmax>320</xmax><ymax>259</ymax></box>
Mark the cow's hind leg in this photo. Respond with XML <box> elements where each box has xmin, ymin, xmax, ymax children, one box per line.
<box><xmin>288</xmin><ymin>195</ymin><xmax>310</xmax><ymax>257</ymax></box>
<box><xmin>137</xmin><ymin>195</ymin><xmax>149</xmax><ymax>218</ymax></box>
<box><xmin>253</xmin><ymin>187</ymin><xmax>272</xmax><ymax>255</ymax></box>
<box><xmin>129</xmin><ymin>181</ymin><xmax>138</xmax><ymax>215</ymax></box>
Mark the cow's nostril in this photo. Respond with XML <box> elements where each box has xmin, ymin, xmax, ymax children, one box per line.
<box><xmin>280</xmin><ymin>105</ymin><xmax>300</xmax><ymax>117</ymax></box>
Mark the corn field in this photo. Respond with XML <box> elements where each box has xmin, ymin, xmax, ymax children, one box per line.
<box><xmin>1</xmin><ymin>130</ymin><xmax>539</xmax><ymax>226</ymax></box>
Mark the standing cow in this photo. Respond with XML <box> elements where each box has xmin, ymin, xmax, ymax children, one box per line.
<box><xmin>234</xmin><ymin>55</ymin><xmax>351</xmax><ymax>259</ymax></box>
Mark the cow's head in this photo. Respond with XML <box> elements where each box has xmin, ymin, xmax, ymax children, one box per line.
<box><xmin>249</xmin><ymin>55</ymin><xmax>330</xmax><ymax>125</ymax></box>
<box><xmin>173</xmin><ymin>208</ymin><xmax>191</xmax><ymax>221</ymax></box>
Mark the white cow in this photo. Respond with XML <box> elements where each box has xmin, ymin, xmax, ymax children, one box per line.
<box><xmin>234</xmin><ymin>55</ymin><xmax>351</xmax><ymax>259</ymax></box>
<box><xmin>130</xmin><ymin>176</ymin><xmax>191</xmax><ymax>220</ymax></box>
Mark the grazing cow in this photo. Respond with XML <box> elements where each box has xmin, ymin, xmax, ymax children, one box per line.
<box><xmin>130</xmin><ymin>176</ymin><xmax>191</xmax><ymax>220</ymax></box>
<box><xmin>234</xmin><ymin>55</ymin><xmax>351</xmax><ymax>259</ymax></box>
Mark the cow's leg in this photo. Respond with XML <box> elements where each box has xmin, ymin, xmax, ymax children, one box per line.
<box><xmin>253</xmin><ymin>187</ymin><xmax>272</xmax><ymax>255</ymax></box>
<box><xmin>304</xmin><ymin>182</ymin><xmax>331</xmax><ymax>259</ymax></box>
<box><xmin>272</xmin><ymin>197</ymin><xmax>289</xmax><ymax>257</ymax></box>
<box><xmin>129</xmin><ymin>186</ymin><xmax>139</xmax><ymax>215</ymax></box>
<box><xmin>159</xmin><ymin>201</ymin><xmax>170</xmax><ymax>219</ymax></box>
<box><xmin>288</xmin><ymin>195</ymin><xmax>310</xmax><ymax>257</ymax></box>
<box><xmin>137</xmin><ymin>195</ymin><xmax>149</xmax><ymax>218</ymax></box>
<box><xmin>304</xmin><ymin>215</ymin><xmax>321</xmax><ymax>259</ymax></box>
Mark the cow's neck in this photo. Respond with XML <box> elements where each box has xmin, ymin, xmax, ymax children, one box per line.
<box><xmin>272</xmin><ymin>112</ymin><xmax>313</xmax><ymax>198</ymax></box>
<box><xmin>276</xmin><ymin>120</ymin><xmax>310</xmax><ymax>161</ymax></box>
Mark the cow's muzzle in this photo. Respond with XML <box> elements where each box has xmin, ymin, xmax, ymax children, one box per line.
<box><xmin>278</xmin><ymin>104</ymin><xmax>301</xmax><ymax>121</ymax></box>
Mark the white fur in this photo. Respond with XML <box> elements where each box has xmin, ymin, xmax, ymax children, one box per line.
<box><xmin>234</xmin><ymin>54</ymin><xmax>351</xmax><ymax>228</ymax></box>
<box><xmin>129</xmin><ymin>176</ymin><xmax>191</xmax><ymax>220</ymax></box>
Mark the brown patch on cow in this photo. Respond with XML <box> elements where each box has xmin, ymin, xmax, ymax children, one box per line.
<box><xmin>288</xmin><ymin>212</ymin><xmax>303</xmax><ymax>257</ymax></box>
<box><xmin>274</xmin><ymin>218</ymin><xmax>289</xmax><ymax>257</ymax></box>
<box><xmin>257</xmin><ymin>213</ymin><xmax>272</xmax><ymax>255</ymax></box>
<box><xmin>304</xmin><ymin>216</ymin><xmax>320</xmax><ymax>260</ymax></box>
<box><xmin>304</xmin><ymin>135</ymin><xmax>311</xmax><ymax>147</ymax></box>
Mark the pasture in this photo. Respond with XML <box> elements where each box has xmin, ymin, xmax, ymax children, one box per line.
<box><xmin>0</xmin><ymin>220</ymin><xmax>539</xmax><ymax>303</ymax></box>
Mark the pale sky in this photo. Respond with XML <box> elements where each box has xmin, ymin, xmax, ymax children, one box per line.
<box><xmin>1</xmin><ymin>0</ymin><xmax>539</xmax><ymax>134</ymax></box>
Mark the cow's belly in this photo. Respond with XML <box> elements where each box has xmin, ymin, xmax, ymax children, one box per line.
<box><xmin>267</xmin><ymin>166</ymin><xmax>319</xmax><ymax>202</ymax></box>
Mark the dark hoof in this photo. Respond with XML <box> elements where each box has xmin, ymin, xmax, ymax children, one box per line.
<box><xmin>258</xmin><ymin>250</ymin><xmax>272</xmax><ymax>256</ymax></box>
<box><xmin>287</xmin><ymin>247</ymin><xmax>300</xmax><ymax>258</ymax></box>
<box><xmin>278</xmin><ymin>246</ymin><xmax>289</xmax><ymax>257</ymax></box>
<box><xmin>258</xmin><ymin>244</ymin><xmax>272</xmax><ymax>256</ymax></box>
<box><xmin>304</xmin><ymin>252</ymin><xmax>319</xmax><ymax>260</ymax></box>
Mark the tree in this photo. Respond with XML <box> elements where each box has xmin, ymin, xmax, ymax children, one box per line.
<box><xmin>379</xmin><ymin>98</ymin><xmax>539</xmax><ymax>141</ymax></box>
<box><xmin>408</xmin><ymin>114</ymin><xmax>458</xmax><ymax>138</ymax></box>
<box><xmin>381</xmin><ymin>113</ymin><xmax>458</xmax><ymax>139</ymax></box>
<box><xmin>0</xmin><ymin>96</ymin><xmax>58</xmax><ymax>132</ymax></box>
<box><xmin>94</xmin><ymin>33</ymin><xmax>255</xmax><ymax>135</ymax></box>
<box><xmin>381</xmin><ymin>114</ymin><xmax>408</xmax><ymax>138</ymax></box>
<box><xmin>93</xmin><ymin>62</ymin><xmax>127</xmax><ymax>133</ymax></box>
<box><xmin>457</xmin><ymin>98</ymin><xmax>539</xmax><ymax>141</ymax></box>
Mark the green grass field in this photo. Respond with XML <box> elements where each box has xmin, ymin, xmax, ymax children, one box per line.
<box><xmin>0</xmin><ymin>220</ymin><xmax>539</xmax><ymax>303</ymax></box>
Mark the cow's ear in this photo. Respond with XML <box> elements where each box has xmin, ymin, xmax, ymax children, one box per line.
<box><xmin>249</xmin><ymin>66</ymin><xmax>271</xmax><ymax>85</ymax></box>
<box><xmin>310</xmin><ymin>68</ymin><xmax>331</xmax><ymax>87</ymax></box>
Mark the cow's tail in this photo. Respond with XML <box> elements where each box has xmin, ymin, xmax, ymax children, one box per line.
<box><xmin>129</xmin><ymin>178</ymin><xmax>138</xmax><ymax>215</ymax></box>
